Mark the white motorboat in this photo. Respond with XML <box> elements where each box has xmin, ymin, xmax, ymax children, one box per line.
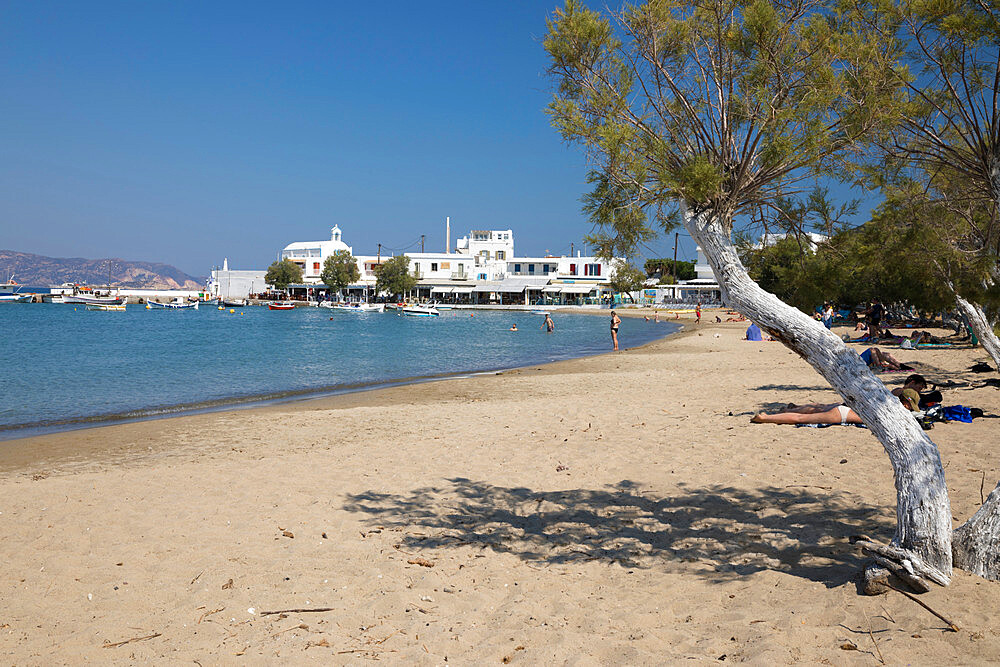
<box><xmin>402</xmin><ymin>305</ymin><xmax>440</xmax><ymax>317</ymax></box>
<box><xmin>86</xmin><ymin>303</ymin><xmax>126</xmax><ymax>311</ymax></box>
<box><xmin>42</xmin><ymin>294</ymin><xmax>66</xmax><ymax>304</ymax></box>
<box><xmin>330</xmin><ymin>302</ymin><xmax>385</xmax><ymax>313</ymax></box>
<box><xmin>223</xmin><ymin>298</ymin><xmax>247</xmax><ymax>307</ymax></box>
<box><xmin>147</xmin><ymin>298</ymin><xmax>199</xmax><ymax>310</ymax></box>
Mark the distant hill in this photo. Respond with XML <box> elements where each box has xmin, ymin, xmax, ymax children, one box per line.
<box><xmin>0</xmin><ymin>250</ymin><xmax>204</xmax><ymax>290</ymax></box>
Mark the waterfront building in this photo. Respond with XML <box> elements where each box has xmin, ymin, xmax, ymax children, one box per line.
<box><xmin>207</xmin><ymin>258</ymin><xmax>268</xmax><ymax>299</ymax></box>
<box><xmin>279</xmin><ymin>225</ymin><xmax>353</xmax><ymax>283</ymax></box>
<box><xmin>271</xmin><ymin>224</ymin><xmax>624</xmax><ymax>305</ymax></box>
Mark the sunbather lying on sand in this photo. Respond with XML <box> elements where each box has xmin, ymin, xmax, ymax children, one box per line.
<box><xmin>859</xmin><ymin>347</ymin><xmax>911</xmax><ymax>370</ymax></box>
<box><xmin>751</xmin><ymin>376</ymin><xmax>925</xmax><ymax>424</ymax></box>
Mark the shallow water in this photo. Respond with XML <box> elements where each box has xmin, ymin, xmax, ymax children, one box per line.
<box><xmin>0</xmin><ymin>305</ymin><xmax>677</xmax><ymax>438</ymax></box>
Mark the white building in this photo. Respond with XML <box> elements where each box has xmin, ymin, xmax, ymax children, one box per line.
<box><xmin>279</xmin><ymin>225</ymin><xmax>353</xmax><ymax>283</ymax></box>
<box><xmin>207</xmin><ymin>258</ymin><xmax>268</xmax><ymax>299</ymax></box>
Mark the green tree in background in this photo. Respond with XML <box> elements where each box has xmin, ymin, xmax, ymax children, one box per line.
<box><xmin>320</xmin><ymin>250</ymin><xmax>360</xmax><ymax>297</ymax></box>
<box><xmin>608</xmin><ymin>261</ymin><xmax>647</xmax><ymax>297</ymax></box>
<box><xmin>374</xmin><ymin>255</ymin><xmax>417</xmax><ymax>298</ymax></box>
<box><xmin>643</xmin><ymin>258</ymin><xmax>695</xmax><ymax>282</ymax></box>
<box><xmin>265</xmin><ymin>259</ymin><xmax>303</xmax><ymax>291</ymax></box>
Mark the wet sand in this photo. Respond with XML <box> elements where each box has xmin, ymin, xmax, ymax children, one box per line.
<box><xmin>2</xmin><ymin>313</ymin><xmax>999</xmax><ymax>664</ymax></box>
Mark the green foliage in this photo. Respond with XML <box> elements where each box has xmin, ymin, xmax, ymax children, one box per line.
<box><xmin>608</xmin><ymin>261</ymin><xmax>647</xmax><ymax>294</ymax></box>
<box><xmin>544</xmin><ymin>0</ymin><xmax>898</xmax><ymax>252</ymax></box>
<box><xmin>643</xmin><ymin>258</ymin><xmax>695</xmax><ymax>281</ymax></box>
<box><xmin>320</xmin><ymin>250</ymin><xmax>360</xmax><ymax>294</ymax></box>
<box><xmin>265</xmin><ymin>259</ymin><xmax>303</xmax><ymax>291</ymax></box>
<box><xmin>374</xmin><ymin>255</ymin><xmax>418</xmax><ymax>298</ymax></box>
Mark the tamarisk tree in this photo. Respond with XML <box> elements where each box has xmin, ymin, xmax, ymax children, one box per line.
<box><xmin>861</xmin><ymin>0</ymin><xmax>1000</xmax><ymax>366</ymax></box>
<box><xmin>544</xmin><ymin>0</ymin><xmax>957</xmax><ymax>588</ymax></box>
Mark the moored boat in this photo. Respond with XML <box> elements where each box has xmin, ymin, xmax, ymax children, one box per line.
<box><xmin>86</xmin><ymin>303</ymin><xmax>126</xmax><ymax>311</ymax></box>
<box><xmin>268</xmin><ymin>301</ymin><xmax>297</xmax><ymax>310</ymax></box>
<box><xmin>147</xmin><ymin>298</ymin><xmax>199</xmax><ymax>310</ymax></box>
<box><xmin>330</xmin><ymin>302</ymin><xmax>385</xmax><ymax>313</ymax></box>
<box><xmin>0</xmin><ymin>293</ymin><xmax>33</xmax><ymax>303</ymax></box>
<box><xmin>63</xmin><ymin>293</ymin><xmax>127</xmax><ymax>306</ymax></box>
<box><xmin>402</xmin><ymin>305</ymin><xmax>440</xmax><ymax>317</ymax></box>
<box><xmin>223</xmin><ymin>299</ymin><xmax>247</xmax><ymax>307</ymax></box>
<box><xmin>42</xmin><ymin>294</ymin><xmax>66</xmax><ymax>304</ymax></box>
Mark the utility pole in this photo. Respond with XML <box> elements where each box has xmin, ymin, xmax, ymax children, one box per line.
<box><xmin>377</xmin><ymin>243</ymin><xmax>381</xmax><ymax>264</ymax></box>
<box><xmin>570</xmin><ymin>242</ymin><xmax>574</xmax><ymax>258</ymax></box>
<box><xmin>672</xmin><ymin>232</ymin><xmax>679</xmax><ymax>301</ymax></box>
<box><xmin>421</xmin><ymin>235</ymin><xmax>425</xmax><ymax>253</ymax></box>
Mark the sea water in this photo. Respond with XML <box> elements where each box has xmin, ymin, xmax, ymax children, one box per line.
<box><xmin>0</xmin><ymin>305</ymin><xmax>678</xmax><ymax>439</ymax></box>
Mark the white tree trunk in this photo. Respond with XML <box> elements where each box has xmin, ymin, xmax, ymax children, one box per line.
<box><xmin>954</xmin><ymin>294</ymin><xmax>1000</xmax><ymax>370</ymax></box>
<box><xmin>681</xmin><ymin>203</ymin><xmax>953</xmax><ymax>578</ymax></box>
<box><xmin>954</xmin><ymin>481</ymin><xmax>1000</xmax><ymax>579</ymax></box>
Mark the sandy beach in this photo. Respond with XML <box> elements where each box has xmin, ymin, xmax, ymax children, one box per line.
<box><xmin>2</xmin><ymin>311</ymin><xmax>1000</xmax><ymax>664</ymax></box>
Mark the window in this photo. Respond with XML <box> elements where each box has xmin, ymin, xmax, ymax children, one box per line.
<box><xmin>414</xmin><ymin>262</ymin><xmax>420</xmax><ymax>274</ymax></box>
<box><xmin>431</xmin><ymin>263</ymin><xmax>438</xmax><ymax>272</ymax></box>
<box><xmin>441</xmin><ymin>262</ymin><xmax>450</xmax><ymax>269</ymax></box>
<box><xmin>570</xmin><ymin>263</ymin><xmax>576</xmax><ymax>275</ymax></box>
<box><xmin>585</xmin><ymin>263</ymin><xmax>601</xmax><ymax>276</ymax></box>
<box><xmin>478</xmin><ymin>273</ymin><xmax>487</xmax><ymax>280</ymax></box>
<box><xmin>528</xmin><ymin>264</ymin><xmax>535</xmax><ymax>274</ymax></box>
<box><xmin>313</xmin><ymin>262</ymin><xmax>320</xmax><ymax>271</ymax></box>
<box><xmin>496</xmin><ymin>250</ymin><xmax>505</xmax><ymax>260</ymax></box>
<box><xmin>514</xmin><ymin>264</ymin><xmax>521</xmax><ymax>273</ymax></box>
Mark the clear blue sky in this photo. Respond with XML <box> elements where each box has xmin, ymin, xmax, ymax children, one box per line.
<box><xmin>1</xmin><ymin>1</ymin><xmax>867</xmax><ymax>277</ymax></box>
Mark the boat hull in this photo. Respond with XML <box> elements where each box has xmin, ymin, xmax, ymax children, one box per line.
<box><xmin>63</xmin><ymin>294</ymin><xmax>126</xmax><ymax>306</ymax></box>
<box><xmin>0</xmin><ymin>294</ymin><xmax>33</xmax><ymax>303</ymax></box>
<box><xmin>148</xmin><ymin>300</ymin><xmax>199</xmax><ymax>309</ymax></box>
<box><xmin>402</xmin><ymin>306</ymin><xmax>440</xmax><ymax>317</ymax></box>
<box><xmin>86</xmin><ymin>304</ymin><xmax>126</xmax><ymax>311</ymax></box>
<box><xmin>268</xmin><ymin>302</ymin><xmax>296</xmax><ymax>310</ymax></box>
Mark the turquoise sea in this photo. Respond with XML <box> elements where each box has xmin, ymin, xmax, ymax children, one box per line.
<box><xmin>0</xmin><ymin>305</ymin><xmax>678</xmax><ymax>439</ymax></box>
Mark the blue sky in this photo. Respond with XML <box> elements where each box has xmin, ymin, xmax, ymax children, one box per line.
<box><xmin>1</xmin><ymin>1</ymin><xmax>868</xmax><ymax>277</ymax></box>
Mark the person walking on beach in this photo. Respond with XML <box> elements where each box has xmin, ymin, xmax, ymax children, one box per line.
<box><xmin>610</xmin><ymin>310</ymin><xmax>621</xmax><ymax>351</ymax></box>
<box><xmin>695</xmin><ymin>301</ymin><xmax>702</xmax><ymax>324</ymax></box>
<box><xmin>542</xmin><ymin>313</ymin><xmax>555</xmax><ymax>332</ymax></box>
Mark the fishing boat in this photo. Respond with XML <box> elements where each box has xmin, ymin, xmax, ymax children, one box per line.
<box><xmin>268</xmin><ymin>301</ymin><xmax>297</xmax><ymax>310</ymax></box>
<box><xmin>223</xmin><ymin>299</ymin><xmax>247</xmax><ymax>307</ymax></box>
<box><xmin>0</xmin><ymin>276</ymin><xmax>33</xmax><ymax>302</ymax></box>
<box><xmin>86</xmin><ymin>303</ymin><xmax>126</xmax><ymax>311</ymax></box>
<box><xmin>147</xmin><ymin>298</ymin><xmax>199</xmax><ymax>310</ymax></box>
<box><xmin>402</xmin><ymin>304</ymin><xmax>440</xmax><ymax>317</ymax></box>
<box><xmin>42</xmin><ymin>294</ymin><xmax>66</xmax><ymax>304</ymax></box>
<box><xmin>63</xmin><ymin>293</ymin><xmax>127</xmax><ymax>306</ymax></box>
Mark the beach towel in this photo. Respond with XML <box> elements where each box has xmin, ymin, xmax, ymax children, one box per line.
<box><xmin>942</xmin><ymin>405</ymin><xmax>974</xmax><ymax>423</ymax></box>
<box><xmin>795</xmin><ymin>423</ymin><xmax>868</xmax><ymax>429</ymax></box>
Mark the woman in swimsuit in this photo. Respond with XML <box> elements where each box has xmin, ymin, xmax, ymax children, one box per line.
<box><xmin>751</xmin><ymin>403</ymin><xmax>860</xmax><ymax>425</ymax></box>
<box><xmin>610</xmin><ymin>310</ymin><xmax>621</xmax><ymax>351</ymax></box>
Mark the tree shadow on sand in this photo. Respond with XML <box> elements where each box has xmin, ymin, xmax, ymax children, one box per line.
<box><xmin>343</xmin><ymin>479</ymin><xmax>893</xmax><ymax>588</ymax></box>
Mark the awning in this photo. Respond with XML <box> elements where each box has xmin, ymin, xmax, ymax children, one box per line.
<box><xmin>451</xmin><ymin>287</ymin><xmax>474</xmax><ymax>294</ymax></box>
<box><xmin>561</xmin><ymin>285</ymin><xmax>597</xmax><ymax>294</ymax></box>
<box><xmin>541</xmin><ymin>286</ymin><xmax>562</xmax><ymax>293</ymax></box>
<box><xmin>431</xmin><ymin>287</ymin><xmax>454</xmax><ymax>294</ymax></box>
<box><xmin>472</xmin><ymin>284</ymin><xmax>500</xmax><ymax>293</ymax></box>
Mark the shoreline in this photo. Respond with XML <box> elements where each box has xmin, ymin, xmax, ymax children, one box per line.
<box><xmin>4</xmin><ymin>315</ymin><xmax>998</xmax><ymax>663</ymax></box>
<box><xmin>0</xmin><ymin>311</ymin><xmax>685</xmax><ymax>471</ymax></box>
<box><xmin>0</xmin><ymin>307</ymin><xmax>680</xmax><ymax>445</ymax></box>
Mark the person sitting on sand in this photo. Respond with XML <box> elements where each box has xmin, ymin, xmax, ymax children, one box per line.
<box><xmin>859</xmin><ymin>346</ymin><xmax>910</xmax><ymax>371</ymax></box>
<box><xmin>891</xmin><ymin>374</ymin><xmax>928</xmax><ymax>410</ymax></box>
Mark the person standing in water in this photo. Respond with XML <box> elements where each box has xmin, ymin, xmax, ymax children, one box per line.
<box><xmin>543</xmin><ymin>313</ymin><xmax>555</xmax><ymax>332</ymax></box>
<box><xmin>610</xmin><ymin>310</ymin><xmax>621</xmax><ymax>351</ymax></box>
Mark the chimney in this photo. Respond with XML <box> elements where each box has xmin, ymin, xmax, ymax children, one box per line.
<box><xmin>446</xmin><ymin>216</ymin><xmax>450</xmax><ymax>254</ymax></box>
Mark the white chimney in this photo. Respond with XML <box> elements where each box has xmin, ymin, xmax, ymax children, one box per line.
<box><xmin>223</xmin><ymin>257</ymin><xmax>229</xmax><ymax>271</ymax></box>
<box><xmin>446</xmin><ymin>216</ymin><xmax>450</xmax><ymax>254</ymax></box>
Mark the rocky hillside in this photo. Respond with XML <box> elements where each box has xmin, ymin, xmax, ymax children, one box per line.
<box><xmin>0</xmin><ymin>250</ymin><xmax>204</xmax><ymax>289</ymax></box>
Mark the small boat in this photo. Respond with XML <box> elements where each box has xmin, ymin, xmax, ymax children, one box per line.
<box><xmin>86</xmin><ymin>303</ymin><xmax>126</xmax><ymax>311</ymax></box>
<box><xmin>331</xmin><ymin>302</ymin><xmax>385</xmax><ymax>313</ymax></box>
<box><xmin>147</xmin><ymin>298</ymin><xmax>199</xmax><ymax>310</ymax></box>
<box><xmin>223</xmin><ymin>299</ymin><xmax>247</xmax><ymax>307</ymax></box>
<box><xmin>384</xmin><ymin>303</ymin><xmax>403</xmax><ymax>311</ymax></box>
<box><xmin>0</xmin><ymin>293</ymin><xmax>33</xmax><ymax>303</ymax></box>
<box><xmin>432</xmin><ymin>302</ymin><xmax>453</xmax><ymax>311</ymax></box>
<box><xmin>402</xmin><ymin>305</ymin><xmax>440</xmax><ymax>317</ymax></box>
<box><xmin>268</xmin><ymin>301</ymin><xmax>297</xmax><ymax>310</ymax></box>
<box><xmin>42</xmin><ymin>294</ymin><xmax>67</xmax><ymax>304</ymax></box>
<box><xmin>63</xmin><ymin>293</ymin><xmax>127</xmax><ymax>306</ymax></box>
